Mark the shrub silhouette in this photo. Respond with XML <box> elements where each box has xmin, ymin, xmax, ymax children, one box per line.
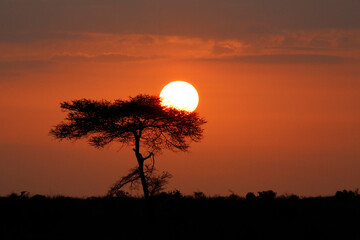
<box><xmin>228</xmin><ymin>191</ymin><xmax>240</xmax><ymax>200</ymax></box>
<box><xmin>283</xmin><ymin>194</ymin><xmax>300</xmax><ymax>201</ymax></box>
<box><xmin>167</xmin><ymin>189</ymin><xmax>183</xmax><ymax>198</ymax></box>
<box><xmin>31</xmin><ymin>194</ymin><xmax>47</xmax><ymax>200</ymax></box>
<box><xmin>258</xmin><ymin>190</ymin><xmax>277</xmax><ymax>200</ymax></box>
<box><xmin>193</xmin><ymin>191</ymin><xmax>206</xmax><ymax>199</ymax></box>
<box><xmin>246</xmin><ymin>192</ymin><xmax>256</xmax><ymax>201</ymax></box>
<box><xmin>335</xmin><ymin>189</ymin><xmax>359</xmax><ymax>200</ymax></box>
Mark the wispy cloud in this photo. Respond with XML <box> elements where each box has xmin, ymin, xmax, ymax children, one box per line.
<box><xmin>0</xmin><ymin>60</ymin><xmax>52</xmax><ymax>79</ymax></box>
<box><xmin>51</xmin><ymin>53</ymin><xmax>150</xmax><ymax>62</ymax></box>
<box><xmin>1</xmin><ymin>0</ymin><xmax>359</xmax><ymax>42</ymax></box>
<box><xmin>200</xmin><ymin>54</ymin><xmax>358</xmax><ymax>64</ymax></box>
<box><xmin>0</xmin><ymin>60</ymin><xmax>51</xmax><ymax>71</ymax></box>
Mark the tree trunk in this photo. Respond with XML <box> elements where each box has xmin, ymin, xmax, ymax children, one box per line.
<box><xmin>134</xmin><ymin>135</ymin><xmax>150</xmax><ymax>200</ymax></box>
<box><xmin>137</xmin><ymin>159</ymin><xmax>150</xmax><ymax>200</ymax></box>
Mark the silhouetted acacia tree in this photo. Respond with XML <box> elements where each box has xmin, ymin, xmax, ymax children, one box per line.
<box><xmin>50</xmin><ymin>94</ymin><xmax>206</xmax><ymax>199</ymax></box>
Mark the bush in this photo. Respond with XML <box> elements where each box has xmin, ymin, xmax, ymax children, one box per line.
<box><xmin>258</xmin><ymin>190</ymin><xmax>277</xmax><ymax>200</ymax></box>
<box><xmin>193</xmin><ymin>191</ymin><xmax>206</xmax><ymax>199</ymax></box>
<box><xmin>335</xmin><ymin>189</ymin><xmax>358</xmax><ymax>200</ymax></box>
<box><xmin>245</xmin><ymin>192</ymin><xmax>256</xmax><ymax>201</ymax></box>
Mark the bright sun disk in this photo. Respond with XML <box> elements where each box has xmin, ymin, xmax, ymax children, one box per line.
<box><xmin>160</xmin><ymin>81</ymin><xmax>199</xmax><ymax>112</ymax></box>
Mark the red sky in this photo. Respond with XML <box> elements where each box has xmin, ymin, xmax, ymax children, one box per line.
<box><xmin>0</xmin><ymin>0</ymin><xmax>360</xmax><ymax>197</ymax></box>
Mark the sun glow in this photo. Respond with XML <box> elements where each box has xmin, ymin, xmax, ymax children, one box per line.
<box><xmin>160</xmin><ymin>81</ymin><xmax>199</xmax><ymax>112</ymax></box>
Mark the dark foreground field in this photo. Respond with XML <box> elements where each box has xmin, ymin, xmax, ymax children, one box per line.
<box><xmin>1</xmin><ymin>190</ymin><xmax>360</xmax><ymax>240</ymax></box>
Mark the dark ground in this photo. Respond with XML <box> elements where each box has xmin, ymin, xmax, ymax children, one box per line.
<box><xmin>1</xmin><ymin>190</ymin><xmax>360</xmax><ymax>240</ymax></box>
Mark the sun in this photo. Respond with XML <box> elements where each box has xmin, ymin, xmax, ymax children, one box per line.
<box><xmin>160</xmin><ymin>81</ymin><xmax>199</xmax><ymax>112</ymax></box>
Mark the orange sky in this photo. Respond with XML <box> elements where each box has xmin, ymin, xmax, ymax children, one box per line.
<box><xmin>0</xmin><ymin>0</ymin><xmax>360</xmax><ymax>197</ymax></box>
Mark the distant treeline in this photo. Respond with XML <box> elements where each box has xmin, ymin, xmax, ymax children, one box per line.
<box><xmin>3</xmin><ymin>188</ymin><xmax>360</xmax><ymax>200</ymax></box>
<box><xmin>1</xmin><ymin>189</ymin><xmax>359</xmax><ymax>239</ymax></box>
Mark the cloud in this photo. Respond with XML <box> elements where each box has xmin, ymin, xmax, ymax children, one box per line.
<box><xmin>0</xmin><ymin>0</ymin><xmax>359</xmax><ymax>42</ymax></box>
<box><xmin>336</xmin><ymin>36</ymin><xmax>360</xmax><ymax>49</ymax></box>
<box><xmin>201</xmin><ymin>54</ymin><xmax>358</xmax><ymax>65</ymax></box>
<box><xmin>0</xmin><ymin>60</ymin><xmax>52</xmax><ymax>80</ymax></box>
<box><xmin>0</xmin><ymin>60</ymin><xmax>51</xmax><ymax>70</ymax></box>
<box><xmin>137</xmin><ymin>36</ymin><xmax>156</xmax><ymax>45</ymax></box>
<box><xmin>1</xmin><ymin>1</ymin><xmax>359</xmax><ymax>64</ymax></box>
<box><xmin>309</xmin><ymin>38</ymin><xmax>332</xmax><ymax>48</ymax></box>
<box><xmin>212</xmin><ymin>45</ymin><xmax>234</xmax><ymax>55</ymax></box>
<box><xmin>0</xmin><ymin>31</ymin><xmax>92</xmax><ymax>43</ymax></box>
<box><xmin>51</xmin><ymin>53</ymin><xmax>149</xmax><ymax>62</ymax></box>
<box><xmin>0</xmin><ymin>52</ymin><xmax>159</xmax><ymax>77</ymax></box>
<box><xmin>0</xmin><ymin>53</ymin><xmax>149</xmax><ymax>78</ymax></box>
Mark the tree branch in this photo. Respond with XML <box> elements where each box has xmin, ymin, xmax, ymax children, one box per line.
<box><xmin>143</xmin><ymin>152</ymin><xmax>153</xmax><ymax>161</ymax></box>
